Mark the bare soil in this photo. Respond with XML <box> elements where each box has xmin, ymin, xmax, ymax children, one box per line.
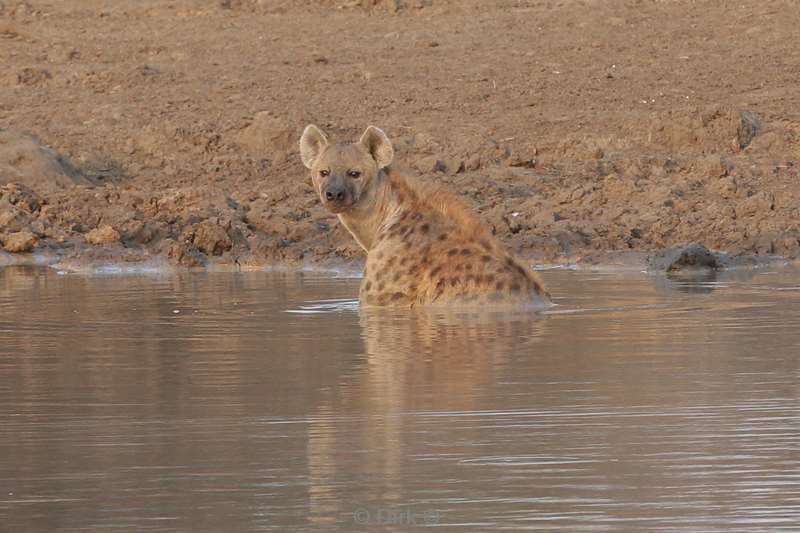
<box><xmin>1</xmin><ymin>0</ymin><xmax>799</xmax><ymax>270</ymax></box>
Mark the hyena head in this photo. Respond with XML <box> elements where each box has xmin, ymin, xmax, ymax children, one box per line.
<box><xmin>299</xmin><ymin>125</ymin><xmax>394</xmax><ymax>214</ymax></box>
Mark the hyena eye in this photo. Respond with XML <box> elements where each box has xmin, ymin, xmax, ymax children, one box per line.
<box><xmin>347</xmin><ymin>170</ymin><xmax>362</xmax><ymax>179</ymax></box>
<box><xmin>319</xmin><ymin>169</ymin><xmax>330</xmax><ymax>177</ymax></box>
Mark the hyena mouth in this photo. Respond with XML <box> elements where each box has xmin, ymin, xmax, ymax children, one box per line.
<box><xmin>322</xmin><ymin>196</ymin><xmax>353</xmax><ymax>213</ymax></box>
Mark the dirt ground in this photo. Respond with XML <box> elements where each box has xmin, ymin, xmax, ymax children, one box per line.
<box><xmin>1</xmin><ymin>0</ymin><xmax>799</xmax><ymax>270</ymax></box>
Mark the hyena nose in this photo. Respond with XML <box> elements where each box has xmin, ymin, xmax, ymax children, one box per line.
<box><xmin>324</xmin><ymin>187</ymin><xmax>345</xmax><ymax>202</ymax></box>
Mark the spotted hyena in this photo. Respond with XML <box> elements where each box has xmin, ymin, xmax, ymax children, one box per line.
<box><xmin>299</xmin><ymin>125</ymin><xmax>551</xmax><ymax>308</ymax></box>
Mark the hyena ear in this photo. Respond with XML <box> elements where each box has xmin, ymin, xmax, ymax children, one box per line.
<box><xmin>358</xmin><ymin>126</ymin><xmax>394</xmax><ymax>169</ymax></box>
<box><xmin>299</xmin><ymin>124</ymin><xmax>329</xmax><ymax>169</ymax></box>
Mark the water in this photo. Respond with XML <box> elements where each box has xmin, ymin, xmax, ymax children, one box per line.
<box><xmin>1</xmin><ymin>265</ymin><xmax>799</xmax><ymax>532</ymax></box>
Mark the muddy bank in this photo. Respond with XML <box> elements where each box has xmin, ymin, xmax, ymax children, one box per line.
<box><xmin>1</xmin><ymin>1</ymin><xmax>799</xmax><ymax>271</ymax></box>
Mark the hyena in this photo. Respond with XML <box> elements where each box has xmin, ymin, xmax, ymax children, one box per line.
<box><xmin>299</xmin><ymin>125</ymin><xmax>551</xmax><ymax>308</ymax></box>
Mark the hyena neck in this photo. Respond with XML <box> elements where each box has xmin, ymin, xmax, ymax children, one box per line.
<box><xmin>337</xmin><ymin>170</ymin><xmax>405</xmax><ymax>252</ymax></box>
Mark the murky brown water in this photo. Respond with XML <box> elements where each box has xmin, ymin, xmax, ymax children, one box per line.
<box><xmin>1</xmin><ymin>265</ymin><xmax>799</xmax><ymax>532</ymax></box>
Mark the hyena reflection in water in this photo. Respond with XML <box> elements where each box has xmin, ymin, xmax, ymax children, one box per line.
<box><xmin>305</xmin><ymin>307</ymin><xmax>549</xmax><ymax>525</ymax></box>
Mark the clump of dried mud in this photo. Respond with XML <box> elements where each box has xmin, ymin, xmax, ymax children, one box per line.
<box><xmin>1</xmin><ymin>0</ymin><xmax>799</xmax><ymax>270</ymax></box>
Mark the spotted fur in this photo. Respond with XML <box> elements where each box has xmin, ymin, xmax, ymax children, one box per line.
<box><xmin>299</xmin><ymin>124</ymin><xmax>551</xmax><ymax>308</ymax></box>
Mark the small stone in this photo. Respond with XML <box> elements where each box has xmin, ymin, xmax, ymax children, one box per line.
<box><xmin>85</xmin><ymin>225</ymin><xmax>121</xmax><ymax>245</ymax></box>
<box><xmin>696</xmin><ymin>155</ymin><xmax>732</xmax><ymax>179</ymax></box>
<box><xmin>184</xmin><ymin>220</ymin><xmax>232</xmax><ymax>256</ymax></box>
<box><xmin>0</xmin><ymin>183</ymin><xmax>43</xmax><ymax>212</ymax></box>
<box><xmin>648</xmin><ymin>242</ymin><xmax>720</xmax><ymax>272</ymax></box>
<box><xmin>442</xmin><ymin>157</ymin><xmax>464</xmax><ymax>174</ymax></box>
<box><xmin>737</xmin><ymin>111</ymin><xmax>761</xmax><ymax>150</ymax></box>
<box><xmin>162</xmin><ymin>238</ymin><xmax>206</xmax><ymax>267</ymax></box>
<box><xmin>2</xmin><ymin>230</ymin><xmax>37</xmax><ymax>253</ymax></box>
<box><xmin>413</xmin><ymin>156</ymin><xmax>463</xmax><ymax>174</ymax></box>
<box><xmin>465</xmin><ymin>153</ymin><xmax>481</xmax><ymax>171</ymax></box>
<box><xmin>414</xmin><ymin>155</ymin><xmax>446</xmax><ymax>173</ymax></box>
<box><xmin>508</xmin><ymin>154</ymin><xmax>537</xmax><ymax>168</ymax></box>
<box><xmin>16</xmin><ymin>67</ymin><xmax>51</xmax><ymax>86</ymax></box>
<box><xmin>505</xmin><ymin>212</ymin><xmax>530</xmax><ymax>234</ymax></box>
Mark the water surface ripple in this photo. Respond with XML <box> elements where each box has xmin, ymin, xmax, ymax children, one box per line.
<box><xmin>1</xmin><ymin>266</ymin><xmax>799</xmax><ymax>532</ymax></box>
